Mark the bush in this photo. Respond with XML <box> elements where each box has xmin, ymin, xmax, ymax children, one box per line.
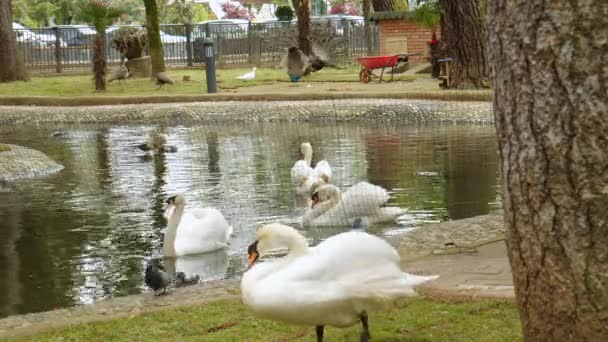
<box><xmin>275</xmin><ymin>6</ymin><xmax>294</xmax><ymax>21</ymax></box>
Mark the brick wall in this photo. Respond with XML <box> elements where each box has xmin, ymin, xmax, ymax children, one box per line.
<box><xmin>377</xmin><ymin>19</ymin><xmax>438</xmax><ymax>63</ymax></box>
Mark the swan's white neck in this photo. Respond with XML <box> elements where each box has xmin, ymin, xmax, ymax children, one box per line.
<box><xmin>302</xmin><ymin>145</ymin><xmax>313</xmax><ymax>166</ymax></box>
<box><xmin>303</xmin><ymin>188</ymin><xmax>341</xmax><ymax>224</ymax></box>
<box><xmin>283</xmin><ymin>233</ymin><xmax>309</xmax><ymax>257</ymax></box>
<box><xmin>164</xmin><ymin>205</ymin><xmax>184</xmax><ymax>257</ymax></box>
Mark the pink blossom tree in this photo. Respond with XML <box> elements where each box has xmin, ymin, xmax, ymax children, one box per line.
<box><xmin>329</xmin><ymin>0</ymin><xmax>361</xmax><ymax>16</ymax></box>
<box><xmin>221</xmin><ymin>2</ymin><xmax>252</xmax><ymax>20</ymax></box>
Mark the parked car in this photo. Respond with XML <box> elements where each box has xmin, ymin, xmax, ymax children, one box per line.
<box><xmin>160</xmin><ymin>31</ymin><xmax>187</xmax><ymax>43</ymax></box>
<box><xmin>13</xmin><ymin>23</ymin><xmax>67</xmax><ymax>47</ymax></box>
<box><xmin>196</xmin><ymin>19</ymin><xmax>249</xmax><ymax>39</ymax></box>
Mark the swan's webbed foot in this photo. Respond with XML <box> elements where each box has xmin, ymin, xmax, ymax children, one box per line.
<box><xmin>360</xmin><ymin>311</ymin><xmax>371</xmax><ymax>342</ymax></box>
<box><xmin>315</xmin><ymin>325</ymin><xmax>324</xmax><ymax>342</ymax></box>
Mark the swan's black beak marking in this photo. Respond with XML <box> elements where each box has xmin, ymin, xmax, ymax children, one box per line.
<box><xmin>247</xmin><ymin>240</ymin><xmax>259</xmax><ymax>268</ymax></box>
<box><xmin>311</xmin><ymin>192</ymin><xmax>320</xmax><ymax>208</ymax></box>
<box><xmin>166</xmin><ymin>195</ymin><xmax>177</xmax><ymax>205</ymax></box>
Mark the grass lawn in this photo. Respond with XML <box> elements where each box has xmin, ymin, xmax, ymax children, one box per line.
<box><xmin>0</xmin><ymin>68</ymin><xmax>424</xmax><ymax>98</ymax></box>
<box><xmin>16</xmin><ymin>297</ymin><xmax>522</xmax><ymax>341</ymax></box>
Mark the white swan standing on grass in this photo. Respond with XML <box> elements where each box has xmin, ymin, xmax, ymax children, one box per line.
<box><xmin>236</xmin><ymin>67</ymin><xmax>256</xmax><ymax>81</ymax></box>
<box><xmin>163</xmin><ymin>194</ymin><xmax>233</xmax><ymax>257</ymax></box>
<box><xmin>241</xmin><ymin>223</ymin><xmax>438</xmax><ymax>342</ymax></box>
<box><xmin>303</xmin><ymin>182</ymin><xmax>403</xmax><ymax>227</ymax></box>
<box><xmin>290</xmin><ymin>142</ymin><xmax>332</xmax><ymax>202</ymax></box>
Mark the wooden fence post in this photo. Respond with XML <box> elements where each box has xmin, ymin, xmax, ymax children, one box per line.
<box><xmin>185</xmin><ymin>23</ymin><xmax>193</xmax><ymax>66</ymax></box>
<box><xmin>247</xmin><ymin>21</ymin><xmax>253</xmax><ymax>66</ymax></box>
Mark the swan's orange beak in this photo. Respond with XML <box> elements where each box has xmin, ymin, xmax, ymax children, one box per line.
<box><xmin>247</xmin><ymin>240</ymin><xmax>259</xmax><ymax>268</ymax></box>
<box><xmin>247</xmin><ymin>252</ymin><xmax>259</xmax><ymax>268</ymax></box>
<box><xmin>311</xmin><ymin>193</ymin><xmax>320</xmax><ymax>208</ymax></box>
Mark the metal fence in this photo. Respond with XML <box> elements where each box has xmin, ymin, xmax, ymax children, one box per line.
<box><xmin>14</xmin><ymin>19</ymin><xmax>379</xmax><ymax>74</ymax></box>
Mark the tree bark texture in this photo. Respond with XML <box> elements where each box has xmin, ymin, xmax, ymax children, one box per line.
<box><xmin>487</xmin><ymin>1</ymin><xmax>608</xmax><ymax>341</ymax></box>
<box><xmin>363</xmin><ymin>0</ymin><xmax>372</xmax><ymax>55</ymax></box>
<box><xmin>0</xmin><ymin>0</ymin><xmax>18</xmax><ymax>82</ymax></box>
<box><xmin>439</xmin><ymin>0</ymin><xmax>488</xmax><ymax>88</ymax></box>
<box><xmin>143</xmin><ymin>0</ymin><xmax>166</xmax><ymax>75</ymax></box>
<box><xmin>372</xmin><ymin>0</ymin><xmax>395</xmax><ymax>12</ymax></box>
<box><xmin>92</xmin><ymin>34</ymin><xmax>107</xmax><ymax>91</ymax></box>
<box><xmin>296</xmin><ymin>0</ymin><xmax>312</xmax><ymax>56</ymax></box>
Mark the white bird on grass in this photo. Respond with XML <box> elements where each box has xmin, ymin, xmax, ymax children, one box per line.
<box><xmin>236</xmin><ymin>67</ymin><xmax>256</xmax><ymax>81</ymax></box>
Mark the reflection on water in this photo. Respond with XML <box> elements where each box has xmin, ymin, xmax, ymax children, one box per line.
<box><xmin>0</xmin><ymin>123</ymin><xmax>500</xmax><ymax>317</ymax></box>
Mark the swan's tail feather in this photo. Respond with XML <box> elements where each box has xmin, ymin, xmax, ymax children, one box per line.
<box><xmin>402</xmin><ymin>273</ymin><xmax>440</xmax><ymax>287</ymax></box>
<box><xmin>225</xmin><ymin>225</ymin><xmax>234</xmax><ymax>240</ymax></box>
<box><xmin>342</xmin><ymin>272</ymin><xmax>439</xmax><ymax>300</ymax></box>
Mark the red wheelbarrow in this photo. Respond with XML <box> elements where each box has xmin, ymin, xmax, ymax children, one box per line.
<box><xmin>355</xmin><ymin>53</ymin><xmax>420</xmax><ymax>83</ymax></box>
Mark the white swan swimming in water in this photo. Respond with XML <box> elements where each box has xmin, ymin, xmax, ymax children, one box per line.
<box><xmin>302</xmin><ymin>182</ymin><xmax>403</xmax><ymax>227</ymax></box>
<box><xmin>163</xmin><ymin>194</ymin><xmax>233</xmax><ymax>257</ymax></box>
<box><xmin>290</xmin><ymin>142</ymin><xmax>332</xmax><ymax>202</ymax></box>
<box><xmin>241</xmin><ymin>223</ymin><xmax>438</xmax><ymax>341</ymax></box>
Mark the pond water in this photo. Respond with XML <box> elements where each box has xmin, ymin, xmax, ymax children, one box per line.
<box><xmin>0</xmin><ymin>122</ymin><xmax>500</xmax><ymax>318</ymax></box>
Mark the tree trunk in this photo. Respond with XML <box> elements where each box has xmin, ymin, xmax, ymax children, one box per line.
<box><xmin>0</xmin><ymin>0</ymin><xmax>18</xmax><ymax>82</ymax></box>
<box><xmin>92</xmin><ymin>34</ymin><xmax>107</xmax><ymax>91</ymax></box>
<box><xmin>371</xmin><ymin>0</ymin><xmax>395</xmax><ymax>12</ymax></box>
<box><xmin>487</xmin><ymin>1</ymin><xmax>608</xmax><ymax>341</ymax></box>
<box><xmin>439</xmin><ymin>0</ymin><xmax>488</xmax><ymax>88</ymax></box>
<box><xmin>363</xmin><ymin>0</ymin><xmax>372</xmax><ymax>55</ymax></box>
<box><xmin>143</xmin><ymin>0</ymin><xmax>165</xmax><ymax>76</ymax></box>
<box><xmin>296</xmin><ymin>0</ymin><xmax>311</xmax><ymax>56</ymax></box>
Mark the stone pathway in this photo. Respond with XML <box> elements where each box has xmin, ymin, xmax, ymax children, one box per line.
<box><xmin>0</xmin><ymin>214</ymin><xmax>513</xmax><ymax>339</ymax></box>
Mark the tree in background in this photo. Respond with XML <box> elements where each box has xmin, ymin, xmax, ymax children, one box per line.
<box><xmin>274</xmin><ymin>5</ymin><xmax>294</xmax><ymax>21</ymax></box>
<box><xmin>295</xmin><ymin>0</ymin><xmax>311</xmax><ymax>55</ymax></box>
<box><xmin>371</xmin><ymin>0</ymin><xmax>395</xmax><ymax>11</ymax></box>
<box><xmin>12</xmin><ymin>0</ymin><xmax>144</xmax><ymax>27</ymax></box>
<box><xmin>487</xmin><ymin>1</ymin><xmax>608</xmax><ymax>340</ymax></box>
<box><xmin>163</xmin><ymin>0</ymin><xmax>211</xmax><ymax>24</ymax></box>
<box><xmin>143</xmin><ymin>0</ymin><xmax>165</xmax><ymax>76</ymax></box>
<box><xmin>1</xmin><ymin>0</ymin><xmax>19</xmax><ymax>82</ymax></box>
<box><xmin>437</xmin><ymin>0</ymin><xmax>487</xmax><ymax>88</ymax></box>
<box><xmin>78</xmin><ymin>0</ymin><xmax>122</xmax><ymax>91</ymax></box>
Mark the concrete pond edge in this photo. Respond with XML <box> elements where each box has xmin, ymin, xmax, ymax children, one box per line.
<box><xmin>0</xmin><ymin>91</ymin><xmax>492</xmax><ymax>107</ymax></box>
<box><xmin>0</xmin><ymin>98</ymin><xmax>494</xmax><ymax>126</ymax></box>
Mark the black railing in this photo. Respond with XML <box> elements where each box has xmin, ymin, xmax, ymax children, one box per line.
<box><xmin>14</xmin><ymin>19</ymin><xmax>379</xmax><ymax>74</ymax></box>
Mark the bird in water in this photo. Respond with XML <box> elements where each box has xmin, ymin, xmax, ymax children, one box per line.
<box><xmin>136</xmin><ymin>133</ymin><xmax>177</xmax><ymax>154</ymax></box>
<box><xmin>155</xmin><ymin>72</ymin><xmax>174</xmax><ymax>88</ymax></box>
<box><xmin>108</xmin><ymin>66</ymin><xmax>131</xmax><ymax>83</ymax></box>
<box><xmin>175</xmin><ymin>272</ymin><xmax>200</xmax><ymax>287</ymax></box>
<box><xmin>145</xmin><ymin>259</ymin><xmax>171</xmax><ymax>295</ymax></box>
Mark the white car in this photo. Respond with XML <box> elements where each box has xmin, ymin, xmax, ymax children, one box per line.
<box><xmin>160</xmin><ymin>31</ymin><xmax>187</xmax><ymax>43</ymax></box>
<box><xmin>13</xmin><ymin>23</ymin><xmax>67</xmax><ymax>47</ymax></box>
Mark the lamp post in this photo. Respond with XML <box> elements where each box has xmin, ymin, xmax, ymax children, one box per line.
<box><xmin>203</xmin><ymin>38</ymin><xmax>217</xmax><ymax>94</ymax></box>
